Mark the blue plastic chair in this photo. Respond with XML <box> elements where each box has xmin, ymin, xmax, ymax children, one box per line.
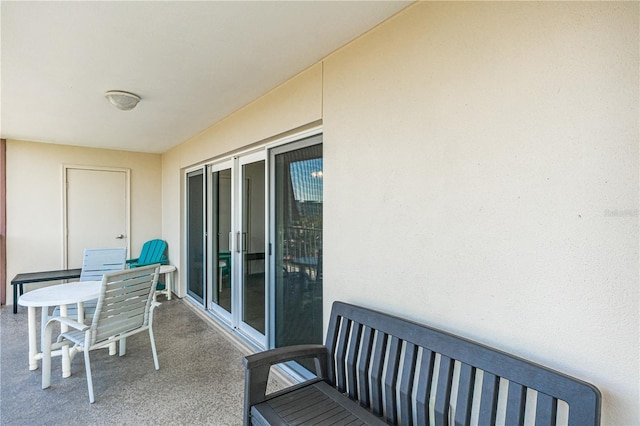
<box><xmin>126</xmin><ymin>239</ymin><xmax>168</xmax><ymax>268</ymax></box>
<box><xmin>127</xmin><ymin>239</ymin><xmax>168</xmax><ymax>290</ymax></box>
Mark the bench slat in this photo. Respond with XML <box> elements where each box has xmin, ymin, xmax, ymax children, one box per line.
<box><xmin>434</xmin><ymin>355</ymin><xmax>454</xmax><ymax>426</ymax></box>
<box><xmin>399</xmin><ymin>342</ymin><xmax>418</xmax><ymax>426</ymax></box>
<box><xmin>357</xmin><ymin>326</ymin><xmax>374</xmax><ymax>407</ymax></box>
<box><xmin>310</xmin><ymin>405</ymin><xmax>350</xmax><ymax>425</ymax></box>
<box><xmin>505</xmin><ymin>382</ymin><xmax>527</xmax><ymax>426</ymax></box>
<box><xmin>370</xmin><ymin>332</ymin><xmax>388</xmax><ymax>416</ymax></box>
<box><xmin>325</xmin><ymin>307</ymin><xmax>342</xmax><ymax>388</ymax></box>
<box><xmin>535</xmin><ymin>392</ymin><xmax>558</xmax><ymax>426</ymax></box>
<box><xmin>314</xmin><ymin>409</ymin><xmax>352</xmax><ymax>426</ymax></box>
<box><xmin>346</xmin><ymin>322</ymin><xmax>363</xmax><ymax>399</ymax></box>
<box><xmin>454</xmin><ymin>363</ymin><xmax>476</xmax><ymax>426</ymax></box>
<box><xmin>287</xmin><ymin>396</ymin><xmax>334</xmax><ymax>423</ymax></box>
<box><xmin>272</xmin><ymin>389</ymin><xmax>322</xmax><ymax>416</ymax></box>
<box><xmin>336</xmin><ymin>318</ymin><xmax>351</xmax><ymax>393</ymax></box>
<box><xmin>416</xmin><ymin>349</ymin><xmax>436</xmax><ymax>426</ymax></box>
<box><xmin>384</xmin><ymin>336</ymin><xmax>402</xmax><ymax>424</ymax></box>
<box><xmin>478</xmin><ymin>372</ymin><xmax>500</xmax><ymax>425</ymax></box>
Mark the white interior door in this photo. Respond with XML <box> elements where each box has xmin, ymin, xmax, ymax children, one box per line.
<box><xmin>65</xmin><ymin>166</ymin><xmax>130</xmax><ymax>268</ymax></box>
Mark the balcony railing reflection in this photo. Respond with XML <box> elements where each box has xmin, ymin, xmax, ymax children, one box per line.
<box><xmin>282</xmin><ymin>226</ymin><xmax>322</xmax><ymax>281</ymax></box>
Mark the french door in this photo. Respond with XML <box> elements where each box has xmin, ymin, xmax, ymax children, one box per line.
<box><xmin>206</xmin><ymin>152</ymin><xmax>267</xmax><ymax>345</ymax></box>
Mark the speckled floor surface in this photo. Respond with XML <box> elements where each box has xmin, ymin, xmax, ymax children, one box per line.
<box><xmin>1</xmin><ymin>297</ymin><xmax>249</xmax><ymax>425</ymax></box>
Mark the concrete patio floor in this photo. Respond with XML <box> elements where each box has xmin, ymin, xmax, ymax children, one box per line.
<box><xmin>1</xmin><ymin>297</ymin><xmax>253</xmax><ymax>425</ymax></box>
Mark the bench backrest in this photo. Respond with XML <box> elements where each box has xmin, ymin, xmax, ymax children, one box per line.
<box><xmin>324</xmin><ymin>302</ymin><xmax>601</xmax><ymax>426</ymax></box>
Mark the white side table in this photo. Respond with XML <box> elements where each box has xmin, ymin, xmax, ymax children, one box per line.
<box><xmin>155</xmin><ymin>264</ymin><xmax>177</xmax><ymax>301</ymax></box>
<box><xmin>18</xmin><ymin>281</ymin><xmax>101</xmax><ymax>377</ymax></box>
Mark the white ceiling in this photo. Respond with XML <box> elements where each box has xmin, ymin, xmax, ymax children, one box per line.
<box><xmin>1</xmin><ymin>1</ymin><xmax>410</xmax><ymax>154</ymax></box>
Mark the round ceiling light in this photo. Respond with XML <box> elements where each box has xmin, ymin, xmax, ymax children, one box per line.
<box><xmin>104</xmin><ymin>90</ymin><xmax>141</xmax><ymax>111</ymax></box>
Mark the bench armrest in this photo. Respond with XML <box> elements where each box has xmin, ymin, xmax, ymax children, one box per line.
<box><xmin>243</xmin><ymin>344</ymin><xmax>328</xmax><ymax>425</ymax></box>
<box><xmin>244</xmin><ymin>344</ymin><xmax>327</xmax><ymax>370</ymax></box>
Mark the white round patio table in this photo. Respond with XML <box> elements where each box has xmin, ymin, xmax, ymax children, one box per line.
<box><xmin>18</xmin><ymin>281</ymin><xmax>101</xmax><ymax>377</ymax></box>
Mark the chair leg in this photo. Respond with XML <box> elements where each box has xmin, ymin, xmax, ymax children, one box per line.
<box><xmin>119</xmin><ymin>337</ymin><xmax>127</xmax><ymax>356</ymax></box>
<box><xmin>84</xmin><ymin>346</ymin><xmax>95</xmax><ymax>403</ymax></box>
<box><xmin>149</xmin><ymin>327</ymin><xmax>160</xmax><ymax>370</ymax></box>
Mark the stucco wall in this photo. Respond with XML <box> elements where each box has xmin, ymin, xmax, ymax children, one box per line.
<box><xmin>161</xmin><ymin>2</ymin><xmax>638</xmax><ymax>423</ymax></box>
<box><xmin>322</xmin><ymin>3</ymin><xmax>638</xmax><ymax>424</ymax></box>
<box><xmin>161</xmin><ymin>63</ymin><xmax>323</xmax><ymax>293</ymax></box>
<box><xmin>6</xmin><ymin>140</ymin><xmax>162</xmax><ymax>294</ymax></box>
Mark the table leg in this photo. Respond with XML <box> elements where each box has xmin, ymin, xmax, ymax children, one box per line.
<box><xmin>13</xmin><ymin>285</ymin><xmax>18</xmax><ymax>314</ymax></box>
<box><xmin>27</xmin><ymin>306</ymin><xmax>38</xmax><ymax>370</ymax></box>
<box><xmin>59</xmin><ymin>304</ymin><xmax>71</xmax><ymax>378</ymax></box>
<box><xmin>155</xmin><ymin>267</ymin><xmax>175</xmax><ymax>301</ymax></box>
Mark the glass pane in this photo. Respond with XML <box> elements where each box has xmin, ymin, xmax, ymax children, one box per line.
<box><xmin>187</xmin><ymin>170</ymin><xmax>204</xmax><ymax>303</ymax></box>
<box><xmin>212</xmin><ymin>168</ymin><xmax>232</xmax><ymax>314</ymax></box>
<box><xmin>274</xmin><ymin>143</ymin><xmax>323</xmax><ymax>349</ymax></box>
<box><xmin>242</xmin><ymin>161</ymin><xmax>266</xmax><ymax>334</ymax></box>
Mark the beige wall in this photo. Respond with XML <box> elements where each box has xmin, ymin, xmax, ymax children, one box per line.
<box><xmin>160</xmin><ymin>2</ymin><xmax>638</xmax><ymax>424</ymax></box>
<box><xmin>323</xmin><ymin>2</ymin><xmax>638</xmax><ymax>424</ymax></box>
<box><xmin>161</xmin><ymin>63</ymin><xmax>323</xmax><ymax>286</ymax></box>
<box><xmin>6</xmin><ymin>140</ymin><xmax>162</xmax><ymax>294</ymax></box>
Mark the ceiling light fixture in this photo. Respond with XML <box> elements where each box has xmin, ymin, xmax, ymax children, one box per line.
<box><xmin>104</xmin><ymin>90</ymin><xmax>141</xmax><ymax>111</ymax></box>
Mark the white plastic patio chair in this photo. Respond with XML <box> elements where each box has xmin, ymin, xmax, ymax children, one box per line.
<box><xmin>41</xmin><ymin>264</ymin><xmax>161</xmax><ymax>403</ymax></box>
<box><xmin>52</xmin><ymin>247</ymin><xmax>127</xmax><ymax>319</ymax></box>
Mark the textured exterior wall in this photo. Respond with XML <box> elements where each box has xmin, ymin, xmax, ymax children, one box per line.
<box><xmin>162</xmin><ymin>2</ymin><xmax>638</xmax><ymax>423</ymax></box>
<box><xmin>161</xmin><ymin>64</ymin><xmax>323</xmax><ymax>296</ymax></box>
<box><xmin>322</xmin><ymin>3</ymin><xmax>638</xmax><ymax>424</ymax></box>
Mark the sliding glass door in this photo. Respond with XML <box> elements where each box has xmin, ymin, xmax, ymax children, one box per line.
<box><xmin>205</xmin><ymin>152</ymin><xmax>267</xmax><ymax>344</ymax></box>
<box><xmin>271</xmin><ymin>135</ymin><xmax>323</xmax><ymax>349</ymax></box>
<box><xmin>208</xmin><ymin>160</ymin><xmax>233</xmax><ymax>322</ymax></box>
<box><xmin>237</xmin><ymin>152</ymin><xmax>266</xmax><ymax>342</ymax></box>
<box><xmin>186</xmin><ymin>169</ymin><xmax>205</xmax><ymax>304</ymax></box>
<box><xmin>185</xmin><ymin>132</ymin><xmax>322</xmax><ymax>355</ymax></box>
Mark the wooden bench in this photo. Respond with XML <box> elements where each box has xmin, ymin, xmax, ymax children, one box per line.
<box><xmin>243</xmin><ymin>301</ymin><xmax>601</xmax><ymax>426</ymax></box>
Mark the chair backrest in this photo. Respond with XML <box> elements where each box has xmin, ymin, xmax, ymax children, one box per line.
<box><xmin>136</xmin><ymin>239</ymin><xmax>168</xmax><ymax>266</ymax></box>
<box><xmin>90</xmin><ymin>264</ymin><xmax>159</xmax><ymax>345</ymax></box>
<box><xmin>79</xmin><ymin>248</ymin><xmax>127</xmax><ymax>281</ymax></box>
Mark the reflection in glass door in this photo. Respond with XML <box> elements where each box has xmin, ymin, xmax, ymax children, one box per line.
<box><xmin>271</xmin><ymin>136</ymin><xmax>323</xmax><ymax>349</ymax></box>
<box><xmin>209</xmin><ymin>161</ymin><xmax>233</xmax><ymax>320</ymax></box>
<box><xmin>186</xmin><ymin>169</ymin><xmax>205</xmax><ymax>304</ymax></box>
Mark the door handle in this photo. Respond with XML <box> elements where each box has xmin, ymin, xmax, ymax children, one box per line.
<box><xmin>116</xmin><ymin>234</ymin><xmax>125</xmax><ymax>239</ymax></box>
